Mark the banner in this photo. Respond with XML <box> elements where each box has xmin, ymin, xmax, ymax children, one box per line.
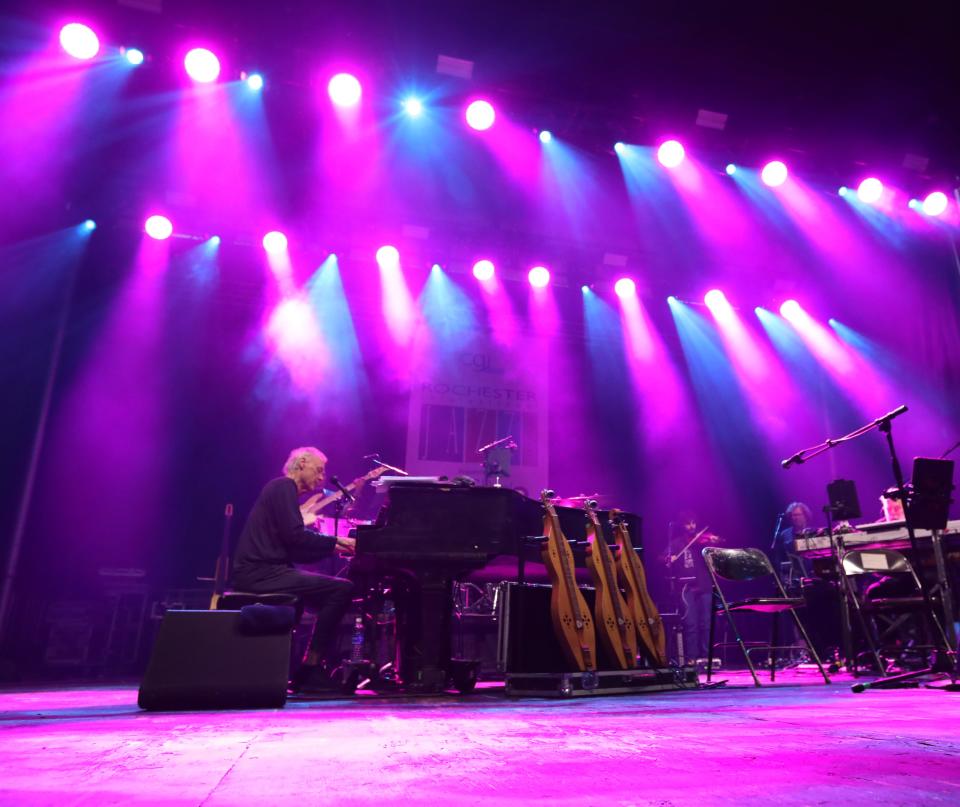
<box><xmin>405</xmin><ymin>331</ymin><xmax>549</xmax><ymax>493</ymax></box>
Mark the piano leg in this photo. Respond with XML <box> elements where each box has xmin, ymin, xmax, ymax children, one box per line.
<box><xmin>394</xmin><ymin>570</ymin><xmax>454</xmax><ymax>693</ymax></box>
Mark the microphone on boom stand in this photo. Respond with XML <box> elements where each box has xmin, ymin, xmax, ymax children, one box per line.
<box><xmin>781</xmin><ymin>452</ymin><xmax>805</xmax><ymax>469</ymax></box>
<box><xmin>330</xmin><ymin>476</ymin><xmax>355</xmax><ymax>502</ymax></box>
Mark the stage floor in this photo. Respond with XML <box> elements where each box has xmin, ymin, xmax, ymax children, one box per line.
<box><xmin>1</xmin><ymin>670</ymin><xmax>958</xmax><ymax>806</ymax></box>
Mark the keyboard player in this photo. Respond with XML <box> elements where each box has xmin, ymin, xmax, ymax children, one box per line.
<box><xmin>232</xmin><ymin>447</ymin><xmax>356</xmax><ymax>692</ymax></box>
<box><xmin>774</xmin><ymin>501</ymin><xmax>814</xmax><ymax>581</ymax></box>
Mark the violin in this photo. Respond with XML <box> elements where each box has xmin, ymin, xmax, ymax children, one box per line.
<box><xmin>540</xmin><ymin>490</ymin><xmax>597</xmax><ymax>672</ymax></box>
<box><xmin>584</xmin><ymin>501</ymin><xmax>637</xmax><ymax>670</ymax></box>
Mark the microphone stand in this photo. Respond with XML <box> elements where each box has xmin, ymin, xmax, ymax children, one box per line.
<box><xmin>782</xmin><ymin>405</ymin><xmax>958</xmax><ymax>691</ymax></box>
<box><xmin>369</xmin><ymin>458</ymin><xmax>409</xmax><ymax>476</ymax></box>
<box><xmin>768</xmin><ymin>513</ymin><xmax>785</xmax><ymax>553</ymax></box>
<box><xmin>940</xmin><ymin>439</ymin><xmax>960</xmax><ymax>460</ymax></box>
<box><xmin>332</xmin><ymin>496</ymin><xmax>349</xmax><ymax>548</ymax></box>
<box><xmin>329</xmin><ymin>477</ymin><xmax>354</xmax><ymax>546</ymax></box>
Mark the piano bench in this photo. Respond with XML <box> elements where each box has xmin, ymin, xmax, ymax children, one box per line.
<box><xmin>218</xmin><ymin>592</ymin><xmax>304</xmax><ymax>620</ymax></box>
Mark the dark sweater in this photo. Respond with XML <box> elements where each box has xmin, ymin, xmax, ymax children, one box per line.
<box><xmin>233</xmin><ymin>477</ymin><xmax>337</xmax><ymax>577</ymax></box>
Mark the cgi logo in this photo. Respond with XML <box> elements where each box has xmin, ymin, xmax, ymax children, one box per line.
<box><xmin>459</xmin><ymin>352</ymin><xmax>503</xmax><ymax>374</ymax></box>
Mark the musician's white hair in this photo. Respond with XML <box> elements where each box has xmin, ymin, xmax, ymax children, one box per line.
<box><xmin>283</xmin><ymin>446</ymin><xmax>328</xmax><ymax>475</ymax></box>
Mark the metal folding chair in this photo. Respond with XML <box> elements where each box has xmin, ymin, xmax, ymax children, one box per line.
<box><xmin>841</xmin><ymin>548</ymin><xmax>937</xmax><ymax>675</ymax></box>
<box><xmin>703</xmin><ymin>547</ymin><xmax>831</xmax><ymax>687</ymax></box>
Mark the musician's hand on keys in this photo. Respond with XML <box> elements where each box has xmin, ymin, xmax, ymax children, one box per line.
<box><xmin>336</xmin><ymin>536</ymin><xmax>356</xmax><ymax>556</ymax></box>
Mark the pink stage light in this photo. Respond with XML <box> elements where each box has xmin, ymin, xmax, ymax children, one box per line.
<box><xmin>779</xmin><ymin>299</ymin><xmax>802</xmax><ymax>320</ymax></box>
<box><xmin>704</xmin><ymin>289</ymin><xmax>728</xmax><ymax>311</ymax></box>
<box><xmin>614</xmin><ymin>278</ymin><xmax>636</xmax><ymax>298</ymax></box>
<box><xmin>59</xmin><ymin>23</ymin><xmax>100</xmax><ymax>60</ymax></box>
<box><xmin>657</xmin><ymin>140</ymin><xmax>685</xmax><ymax>168</ymax></box>
<box><xmin>921</xmin><ymin>191</ymin><xmax>949</xmax><ymax>217</ymax></box>
<box><xmin>144</xmin><ymin>215</ymin><xmax>173</xmax><ymax>241</ymax></box>
<box><xmin>184</xmin><ymin>48</ymin><xmax>220</xmax><ymax>83</ymax></box>
<box><xmin>465</xmin><ymin>100</ymin><xmax>496</xmax><ymax>131</ymax></box>
<box><xmin>328</xmin><ymin>73</ymin><xmax>362</xmax><ymax>107</ymax></box>
<box><xmin>60</xmin><ymin>22</ymin><xmax>100</xmax><ymax>61</ymax></box>
<box><xmin>262</xmin><ymin>231</ymin><xmax>288</xmax><ymax>254</ymax></box>
<box><xmin>528</xmin><ymin>266</ymin><xmax>550</xmax><ymax>288</ymax></box>
<box><xmin>472</xmin><ymin>259</ymin><xmax>495</xmax><ymax>281</ymax></box>
<box><xmin>761</xmin><ymin>160</ymin><xmax>788</xmax><ymax>187</ymax></box>
<box><xmin>856</xmin><ymin>177</ymin><xmax>884</xmax><ymax>204</ymax></box>
<box><xmin>376</xmin><ymin>245</ymin><xmax>400</xmax><ymax>267</ymax></box>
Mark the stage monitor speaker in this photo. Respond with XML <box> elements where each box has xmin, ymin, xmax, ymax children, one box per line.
<box><xmin>138</xmin><ymin>610</ymin><xmax>290</xmax><ymax>710</ymax></box>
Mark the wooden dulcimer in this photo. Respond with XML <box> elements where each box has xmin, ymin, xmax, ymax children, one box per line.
<box><xmin>584</xmin><ymin>501</ymin><xmax>637</xmax><ymax>670</ymax></box>
<box><xmin>540</xmin><ymin>489</ymin><xmax>596</xmax><ymax>672</ymax></box>
<box><xmin>299</xmin><ymin>465</ymin><xmax>390</xmax><ymax>523</ymax></box>
<box><xmin>611</xmin><ymin>509</ymin><xmax>666</xmax><ymax>667</ymax></box>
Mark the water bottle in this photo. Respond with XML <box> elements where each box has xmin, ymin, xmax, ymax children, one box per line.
<box><xmin>350</xmin><ymin>616</ymin><xmax>365</xmax><ymax>662</ymax></box>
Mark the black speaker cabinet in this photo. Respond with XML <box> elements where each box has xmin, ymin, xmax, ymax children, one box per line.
<box><xmin>498</xmin><ymin>582</ymin><xmax>624</xmax><ymax>673</ymax></box>
<box><xmin>138</xmin><ymin>610</ymin><xmax>290</xmax><ymax>710</ymax></box>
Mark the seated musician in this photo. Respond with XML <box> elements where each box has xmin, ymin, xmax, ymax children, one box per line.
<box><xmin>232</xmin><ymin>446</ymin><xmax>356</xmax><ymax>692</ymax></box>
<box><xmin>774</xmin><ymin>501</ymin><xmax>814</xmax><ymax>581</ymax></box>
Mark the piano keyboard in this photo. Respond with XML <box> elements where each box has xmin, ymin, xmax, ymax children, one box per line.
<box><xmin>794</xmin><ymin>519</ymin><xmax>960</xmax><ymax>556</ymax></box>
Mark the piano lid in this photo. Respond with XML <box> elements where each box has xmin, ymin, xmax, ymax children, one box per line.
<box><xmin>362</xmin><ymin>483</ymin><xmax>641</xmax><ymax>548</ymax></box>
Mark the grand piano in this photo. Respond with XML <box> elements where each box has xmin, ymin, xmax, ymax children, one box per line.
<box><xmin>353</xmin><ymin>480</ymin><xmax>642</xmax><ymax>692</ymax></box>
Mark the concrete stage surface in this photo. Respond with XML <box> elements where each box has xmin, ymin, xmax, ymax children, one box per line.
<box><xmin>1</xmin><ymin>671</ymin><xmax>958</xmax><ymax>806</ymax></box>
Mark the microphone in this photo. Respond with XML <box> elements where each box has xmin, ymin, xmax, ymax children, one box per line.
<box><xmin>781</xmin><ymin>452</ymin><xmax>805</xmax><ymax>469</ymax></box>
<box><xmin>362</xmin><ymin>453</ymin><xmax>380</xmax><ymax>460</ymax></box>
<box><xmin>875</xmin><ymin>404</ymin><xmax>908</xmax><ymax>425</ymax></box>
<box><xmin>330</xmin><ymin>476</ymin><xmax>355</xmax><ymax>502</ymax></box>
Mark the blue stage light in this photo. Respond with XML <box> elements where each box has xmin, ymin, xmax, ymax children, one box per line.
<box><xmin>402</xmin><ymin>97</ymin><xmax>424</xmax><ymax>117</ymax></box>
